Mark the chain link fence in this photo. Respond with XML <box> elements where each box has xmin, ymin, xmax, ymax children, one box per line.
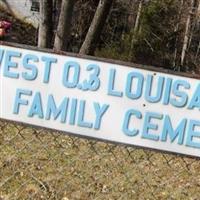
<box><xmin>0</xmin><ymin>119</ymin><xmax>200</xmax><ymax>200</ymax></box>
<box><xmin>1</xmin><ymin>1</ymin><xmax>200</xmax><ymax>199</ymax></box>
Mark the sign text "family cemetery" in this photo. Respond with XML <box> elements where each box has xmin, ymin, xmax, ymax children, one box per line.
<box><xmin>1</xmin><ymin>44</ymin><xmax>200</xmax><ymax>157</ymax></box>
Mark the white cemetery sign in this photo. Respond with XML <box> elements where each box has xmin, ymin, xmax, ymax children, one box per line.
<box><xmin>1</xmin><ymin>42</ymin><xmax>200</xmax><ymax>158</ymax></box>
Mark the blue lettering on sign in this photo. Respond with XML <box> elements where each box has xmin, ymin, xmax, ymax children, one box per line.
<box><xmin>4</xmin><ymin>46</ymin><xmax>200</xmax><ymax>155</ymax></box>
<box><xmin>45</xmin><ymin>95</ymin><xmax>69</xmax><ymax>123</ymax></box>
<box><xmin>121</xmin><ymin>108</ymin><xmax>200</xmax><ymax>150</ymax></box>
<box><xmin>3</xmin><ymin>50</ymin><xmax>21</xmax><ymax>79</ymax></box>
<box><xmin>93</xmin><ymin>103</ymin><xmax>109</xmax><ymax>130</ymax></box>
<box><xmin>69</xmin><ymin>99</ymin><xmax>78</xmax><ymax>125</ymax></box>
<box><xmin>82</xmin><ymin>64</ymin><xmax>100</xmax><ymax>91</ymax></box>
<box><xmin>63</xmin><ymin>61</ymin><xmax>80</xmax><ymax>88</ymax></box>
<box><xmin>13</xmin><ymin>89</ymin><xmax>32</xmax><ymax>114</ymax></box>
<box><xmin>142</xmin><ymin>112</ymin><xmax>163</xmax><ymax>141</ymax></box>
<box><xmin>161</xmin><ymin>115</ymin><xmax>187</xmax><ymax>145</ymax></box>
<box><xmin>42</xmin><ymin>56</ymin><xmax>57</xmax><ymax>83</ymax></box>
<box><xmin>77</xmin><ymin>100</ymin><xmax>93</xmax><ymax>128</ymax></box>
<box><xmin>170</xmin><ymin>80</ymin><xmax>190</xmax><ymax>107</ymax></box>
<box><xmin>0</xmin><ymin>49</ymin><xmax>4</xmax><ymax>65</ymax></box>
<box><xmin>12</xmin><ymin>89</ymin><xmax>110</xmax><ymax>131</ymax></box>
<box><xmin>186</xmin><ymin>120</ymin><xmax>200</xmax><ymax>148</ymax></box>
<box><xmin>22</xmin><ymin>54</ymin><xmax>39</xmax><ymax>80</ymax></box>
<box><xmin>107</xmin><ymin>69</ymin><xmax>123</xmax><ymax>97</ymax></box>
<box><xmin>125</xmin><ymin>72</ymin><xmax>144</xmax><ymax>100</ymax></box>
<box><xmin>122</xmin><ymin>109</ymin><xmax>142</xmax><ymax>136</ymax></box>
<box><xmin>145</xmin><ymin>75</ymin><xmax>164</xmax><ymax>103</ymax></box>
<box><xmin>188</xmin><ymin>84</ymin><xmax>200</xmax><ymax>110</ymax></box>
<box><xmin>28</xmin><ymin>92</ymin><xmax>44</xmax><ymax>118</ymax></box>
<box><xmin>162</xmin><ymin>78</ymin><xmax>172</xmax><ymax>105</ymax></box>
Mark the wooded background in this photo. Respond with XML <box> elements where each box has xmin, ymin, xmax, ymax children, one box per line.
<box><xmin>36</xmin><ymin>0</ymin><xmax>200</xmax><ymax>72</ymax></box>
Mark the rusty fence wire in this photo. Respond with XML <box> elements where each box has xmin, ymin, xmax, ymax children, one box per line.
<box><xmin>0</xmin><ymin>120</ymin><xmax>200</xmax><ymax>200</ymax></box>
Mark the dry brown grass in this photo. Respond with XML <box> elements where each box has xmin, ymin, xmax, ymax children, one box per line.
<box><xmin>0</xmin><ymin>120</ymin><xmax>200</xmax><ymax>200</ymax></box>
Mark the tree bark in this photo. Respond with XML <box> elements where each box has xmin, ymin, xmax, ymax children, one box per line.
<box><xmin>38</xmin><ymin>0</ymin><xmax>53</xmax><ymax>48</ymax></box>
<box><xmin>196</xmin><ymin>0</ymin><xmax>200</xmax><ymax>24</ymax></box>
<box><xmin>54</xmin><ymin>0</ymin><xmax>75</xmax><ymax>51</ymax></box>
<box><xmin>129</xmin><ymin>0</ymin><xmax>143</xmax><ymax>61</ymax></box>
<box><xmin>181</xmin><ymin>0</ymin><xmax>195</xmax><ymax>67</ymax></box>
<box><xmin>195</xmin><ymin>0</ymin><xmax>200</xmax><ymax>64</ymax></box>
<box><xmin>134</xmin><ymin>0</ymin><xmax>143</xmax><ymax>32</ymax></box>
<box><xmin>79</xmin><ymin>0</ymin><xmax>114</xmax><ymax>55</ymax></box>
<box><xmin>173</xmin><ymin>0</ymin><xmax>184</xmax><ymax>68</ymax></box>
<box><xmin>195</xmin><ymin>40</ymin><xmax>200</xmax><ymax>64</ymax></box>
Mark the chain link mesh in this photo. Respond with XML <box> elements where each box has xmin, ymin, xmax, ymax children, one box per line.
<box><xmin>0</xmin><ymin>0</ymin><xmax>200</xmax><ymax>199</ymax></box>
<box><xmin>0</xmin><ymin>120</ymin><xmax>200</xmax><ymax>200</ymax></box>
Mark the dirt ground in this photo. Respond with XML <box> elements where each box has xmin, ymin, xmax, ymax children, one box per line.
<box><xmin>0</xmin><ymin>7</ymin><xmax>36</xmax><ymax>45</ymax></box>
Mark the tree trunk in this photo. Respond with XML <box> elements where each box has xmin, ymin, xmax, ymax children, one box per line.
<box><xmin>38</xmin><ymin>0</ymin><xmax>53</xmax><ymax>48</ymax></box>
<box><xmin>173</xmin><ymin>0</ymin><xmax>184</xmax><ymax>69</ymax></box>
<box><xmin>134</xmin><ymin>0</ymin><xmax>143</xmax><ymax>32</ymax></box>
<box><xmin>195</xmin><ymin>40</ymin><xmax>200</xmax><ymax>64</ymax></box>
<box><xmin>129</xmin><ymin>0</ymin><xmax>143</xmax><ymax>61</ymax></box>
<box><xmin>197</xmin><ymin>0</ymin><xmax>200</xmax><ymax>24</ymax></box>
<box><xmin>195</xmin><ymin>0</ymin><xmax>200</xmax><ymax>64</ymax></box>
<box><xmin>188</xmin><ymin>0</ymin><xmax>200</xmax><ymax>51</ymax></box>
<box><xmin>181</xmin><ymin>0</ymin><xmax>195</xmax><ymax>68</ymax></box>
<box><xmin>79</xmin><ymin>0</ymin><xmax>114</xmax><ymax>55</ymax></box>
<box><xmin>54</xmin><ymin>0</ymin><xmax>75</xmax><ymax>51</ymax></box>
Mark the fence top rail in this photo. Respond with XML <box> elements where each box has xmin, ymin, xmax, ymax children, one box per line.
<box><xmin>1</xmin><ymin>41</ymin><xmax>200</xmax><ymax>159</ymax></box>
<box><xmin>1</xmin><ymin>41</ymin><xmax>200</xmax><ymax>80</ymax></box>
